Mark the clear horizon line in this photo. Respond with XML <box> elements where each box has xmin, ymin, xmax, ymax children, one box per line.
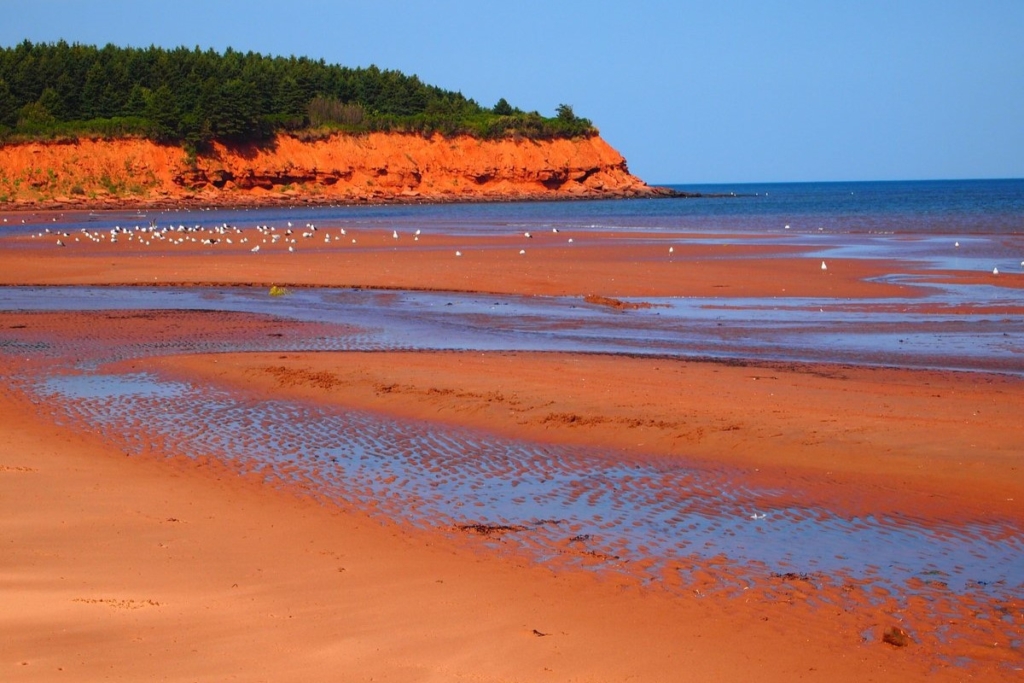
<box><xmin>654</xmin><ymin>176</ymin><xmax>1024</xmax><ymax>187</ymax></box>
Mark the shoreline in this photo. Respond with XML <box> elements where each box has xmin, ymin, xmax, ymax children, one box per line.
<box><xmin>5</xmin><ymin>378</ymin><xmax>991</xmax><ymax>682</ymax></box>
<box><xmin>0</xmin><ymin>226</ymin><xmax>984</xmax><ymax>298</ymax></box>
<box><xmin>0</xmin><ymin>184</ymin><xmax>686</xmax><ymax>213</ymax></box>
<box><xmin>146</xmin><ymin>348</ymin><xmax>1023</xmax><ymax>523</ymax></box>
<box><xmin>3</xmin><ymin>324</ymin><xmax>1021</xmax><ymax>680</ymax></box>
<box><xmin>2</xmin><ymin>213</ymin><xmax>1022</xmax><ymax>679</ymax></box>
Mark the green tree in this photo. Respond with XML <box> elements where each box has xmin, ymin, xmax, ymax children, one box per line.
<box><xmin>16</xmin><ymin>99</ymin><xmax>55</xmax><ymax>133</ymax></box>
<box><xmin>80</xmin><ymin>62</ymin><xmax>106</xmax><ymax>119</ymax></box>
<box><xmin>37</xmin><ymin>87</ymin><xmax>63</xmax><ymax>120</ymax></box>
<box><xmin>123</xmin><ymin>83</ymin><xmax>149</xmax><ymax>118</ymax></box>
<box><xmin>492</xmin><ymin>98</ymin><xmax>514</xmax><ymax>116</ymax></box>
<box><xmin>0</xmin><ymin>78</ymin><xmax>18</xmax><ymax>128</ymax></box>
<box><xmin>54</xmin><ymin>71</ymin><xmax>80</xmax><ymax>120</ymax></box>
<box><xmin>0</xmin><ymin>41</ymin><xmax>597</xmax><ymax>144</ymax></box>
<box><xmin>209</xmin><ymin>78</ymin><xmax>259</xmax><ymax>140</ymax></box>
<box><xmin>275</xmin><ymin>76</ymin><xmax>306</xmax><ymax>122</ymax></box>
<box><xmin>144</xmin><ymin>84</ymin><xmax>178</xmax><ymax>141</ymax></box>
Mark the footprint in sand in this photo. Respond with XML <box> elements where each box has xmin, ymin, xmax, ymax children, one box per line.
<box><xmin>72</xmin><ymin>598</ymin><xmax>162</xmax><ymax>610</ymax></box>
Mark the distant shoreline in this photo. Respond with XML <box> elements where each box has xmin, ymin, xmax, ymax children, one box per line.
<box><xmin>0</xmin><ymin>185</ymin><xmax>737</xmax><ymax>214</ymax></box>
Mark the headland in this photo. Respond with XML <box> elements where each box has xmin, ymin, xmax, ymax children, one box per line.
<box><xmin>0</xmin><ymin>132</ymin><xmax>670</xmax><ymax>210</ymax></box>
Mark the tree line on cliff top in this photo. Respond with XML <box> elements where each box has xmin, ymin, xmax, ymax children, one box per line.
<box><xmin>0</xmin><ymin>40</ymin><xmax>595</xmax><ymax>149</ymax></box>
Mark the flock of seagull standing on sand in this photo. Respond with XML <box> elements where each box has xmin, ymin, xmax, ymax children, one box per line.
<box><xmin>15</xmin><ymin>215</ymin><xmax>1020</xmax><ymax>274</ymax></box>
<box><xmin>30</xmin><ymin>220</ymin><xmax>584</xmax><ymax>260</ymax></box>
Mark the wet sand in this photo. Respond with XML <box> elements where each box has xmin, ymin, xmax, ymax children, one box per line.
<box><xmin>0</xmin><ymin>224</ymin><xmax>952</xmax><ymax>298</ymax></box>
<box><xmin>2</xmin><ymin>225</ymin><xmax>1022</xmax><ymax>681</ymax></box>
<box><xmin>156</xmin><ymin>350</ymin><xmax>1024</xmax><ymax>520</ymax></box>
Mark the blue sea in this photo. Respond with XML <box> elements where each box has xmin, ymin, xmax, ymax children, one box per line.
<box><xmin>208</xmin><ymin>176</ymin><xmax>1022</xmax><ymax>235</ymax></box>
<box><xmin>666</xmin><ymin>178</ymin><xmax>1024</xmax><ymax>235</ymax></box>
<box><xmin>8</xmin><ymin>177</ymin><xmax>1022</xmax><ymax>236</ymax></box>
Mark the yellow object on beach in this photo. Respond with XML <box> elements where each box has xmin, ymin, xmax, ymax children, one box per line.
<box><xmin>269</xmin><ymin>285</ymin><xmax>288</xmax><ymax>297</ymax></box>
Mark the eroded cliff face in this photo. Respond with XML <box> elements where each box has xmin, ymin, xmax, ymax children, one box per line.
<box><xmin>0</xmin><ymin>133</ymin><xmax>659</xmax><ymax>209</ymax></box>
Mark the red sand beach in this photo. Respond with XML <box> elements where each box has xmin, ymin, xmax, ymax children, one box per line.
<box><xmin>1</xmin><ymin>220</ymin><xmax>1022</xmax><ymax>681</ymax></box>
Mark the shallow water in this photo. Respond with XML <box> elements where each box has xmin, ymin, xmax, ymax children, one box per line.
<box><xmin>12</xmin><ymin>326</ymin><xmax>1022</xmax><ymax>606</ymax></box>
<box><xmin>3</xmin><ymin>186</ymin><xmax>1023</xmax><ymax>659</ymax></box>
<box><xmin>2</xmin><ymin>283</ymin><xmax>1022</xmax><ymax>374</ymax></box>
<box><xmin>3</xmin><ymin>300</ymin><xmax>1022</xmax><ymax>616</ymax></box>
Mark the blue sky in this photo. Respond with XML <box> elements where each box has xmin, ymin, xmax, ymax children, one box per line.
<box><xmin>4</xmin><ymin>1</ymin><xmax>1022</xmax><ymax>184</ymax></box>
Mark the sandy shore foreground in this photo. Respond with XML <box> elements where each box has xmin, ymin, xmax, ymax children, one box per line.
<box><xmin>1</xmin><ymin>225</ymin><xmax>1022</xmax><ymax>681</ymax></box>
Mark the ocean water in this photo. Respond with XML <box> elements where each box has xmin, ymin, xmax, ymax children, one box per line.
<box><xmin>663</xmin><ymin>178</ymin><xmax>1024</xmax><ymax>235</ymax></box>
<box><xmin>3</xmin><ymin>178</ymin><xmax>1024</xmax><ymax>373</ymax></box>
<box><xmin>10</xmin><ymin>177</ymin><xmax>1019</xmax><ymax>274</ymax></box>
<box><xmin>7</xmin><ymin>177</ymin><xmax>1023</xmax><ymax>237</ymax></box>
<box><xmin>259</xmin><ymin>176</ymin><xmax>1022</xmax><ymax>234</ymax></box>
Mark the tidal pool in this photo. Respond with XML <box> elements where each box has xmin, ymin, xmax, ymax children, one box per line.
<box><xmin>2</xmin><ymin>284</ymin><xmax>1022</xmax><ymax>373</ymax></box>
<box><xmin>2</xmin><ymin>284</ymin><xmax>1022</xmax><ymax>659</ymax></box>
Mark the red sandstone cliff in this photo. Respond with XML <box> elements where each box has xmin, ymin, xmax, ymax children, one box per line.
<box><xmin>0</xmin><ymin>133</ymin><xmax>662</xmax><ymax>209</ymax></box>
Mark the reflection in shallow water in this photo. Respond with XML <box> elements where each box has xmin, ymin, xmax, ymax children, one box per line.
<box><xmin>2</xmin><ymin>285</ymin><xmax>1022</xmax><ymax>662</ymax></box>
<box><xmin>30</xmin><ymin>363</ymin><xmax>1024</xmax><ymax>601</ymax></box>
<box><xmin>3</xmin><ymin>284</ymin><xmax>1023</xmax><ymax>374</ymax></box>
<box><xmin>41</xmin><ymin>372</ymin><xmax>189</xmax><ymax>400</ymax></box>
